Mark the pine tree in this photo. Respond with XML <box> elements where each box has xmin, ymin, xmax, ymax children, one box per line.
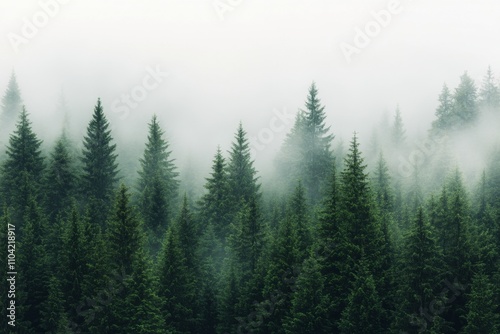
<box><xmin>300</xmin><ymin>83</ymin><xmax>334</xmax><ymax>204</ymax></box>
<box><xmin>391</xmin><ymin>105</ymin><xmax>406</xmax><ymax>148</ymax></box>
<box><xmin>373</xmin><ymin>153</ymin><xmax>393</xmax><ymax>215</ymax></box>
<box><xmin>138</xmin><ymin>115</ymin><xmax>179</xmax><ymax>234</ymax></box>
<box><xmin>340</xmin><ymin>133</ymin><xmax>381</xmax><ymax>268</ymax></box>
<box><xmin>0</xmin><ymin>72</ymin><xmax>23</xmax><ymax>133</ymax></box>
<box><xmin>227</xmin><ymin>123</ymin><xmax>260</xmax><ymax>207</ymax></box>
<box><xmin>283</xmin><ymin>256</ymin><xmax>332</xmax><ymax>334</ymax></box>
<box><xmin>17</xmin><ymin>196</ymin><xmax>50</xmax><ymax>333</ymax></box>
<box><xmin>288</xmin><ymin>181</ymin><xmax>311</xmax><ymax>259</ymax></box>
<box><xmin>107</xmin><ymin>184</ymin><xmax>144</xmax><ymax>275</ymax></box>
<box><xmin>43</xmin><ymin>134</ymin><xmax>77</xmax><ymax>221</ymax></box>
<box><xmin>158</xmin><ymin>228</ymin><xmax>196</xmax><ymax>333</ymax></box>
<box><xmin>275</xmin><ymin>111</ymin><xmax>306</xmax><ymax>188</ymax></box>
<box><xmin>124</xmin><ymin>253</ymin><xmax>166</xmax><ymax>334</ymax></box>
<box><xmin>0</xmin><ymin>108</ymin><xmax>44</xmax><ymax>224</ymax></box>
<box><xmin>478</xmin><ymin>65</ymin><xmax>500</xmax><ymax>112</ymax></box>
<box><xmin>276</xmin><ymin>83</ymin><xmax>334</xmax><ymax>204</ymax></box>
<box><xmin>431</xmin><ymin>83</ymin><xmax>453</xmax><ymax>134</ymax></box>
<box><xmin>60</xmin><ymin>206</ymin><xmax>89</xmax><ymax>327</ymax></box>
<box><xmin>338</xmin><ymin>258</ymin><xmax>384</xmax><ymax>334</ymax></box>
<box><xmin>80</xmin><ymin>98</ymin><xmax>119</xmax><ymax>227</ymax></box>
<box><xmin>227</xmin><ymin>195</ymin><xmax>264</xmax><ymax>321</ymax></box>
<box><xmin>218</xmin><ymin>264</ymin><xmax>239</xmax><ymax>334</ymax></box>
<box><xmin>100</xmin><ymin>184</ymin><xmax>164</xmax><ymax>333</ymax></box>
<box><xmin>197</xmin><ymin>226</ymin><xmax>219</xmax><ymax>334</ymax></box>
<box><xmin>452</xmin><ymin>71</ymin><xmax>478</xmax><ymax>127</ymax></box>
<box><xmin>462</xmin><ymin>270</ymin><xmax>499</xmax><ymax>333</ymax></box>
<box><xmin>316</xmin><ymin>163</ymin><xmax>350</xmax><ymax>329</ymax></box>
<box><xmin>262</xmin><ymin>212</ymin><xmax>301</xmax><ymax>333</ymax></box>
<box><xmin>397</xmin><ymin>207</ymin><xmax>443</xmax><ymax>332</ymax></box>
<box><xmin>199</xmin><ymin>147</ymin><xmax>231</xmax><ymax>241</ymax></box>
<box><xmin>40</xmin><ymin>276</ymin><xmax>68</xmax><ymax>333</ymax></box>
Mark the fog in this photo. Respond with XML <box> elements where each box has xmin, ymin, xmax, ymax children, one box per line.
<box><xmin>1</xmin><ymin>0</ymin><xmax>500</xmax><ymax>192</ymax></box>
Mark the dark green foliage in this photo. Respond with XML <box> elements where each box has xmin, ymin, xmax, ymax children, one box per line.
<box><xmin>462</xmin><ymin>271</ymin><xmax>499</xmax><ymax>333</ymax></box>
<box><xmin>40</xmin><ymin>276</ymin><xmax>68</xmax><ymax>333</ymax></box>
<box><xmin>138</xmin><ymin>115</ymin><xmax>179</xmax><ymax>235</ymax></box>
<box><xmin>396</xmin><ymin>207</ymin><xmax>443</xmax><ymax>332</ymax></box>
<box><xmin>17</xmin><ymin>197</ymin><xmax>50</xmax><ymax>333</ymax></box>
<box><xmin>200</xmin><ymin>147</ymin><xmax>232</xmax><ymax>241</ymax></box>
<box><xmin>99</xmin><ymin>184</ymin><xmax>165</xmax><ymax>333</ymax></box>
<box><xmin>1</xmin><ymin>80</ymin><xmax>498</xmax><ymax>333</ymax></box>
<box><xmin>340</xmin><ymin>133</ymin><xmax>382</xmax><ymax>268</ymax></box>
<box><xmin>228</xmin><ymin>195</ymin><xmax>263</xmax><ymax>277</ymax></box>
<box><xmin>227</xmin><ymin>123</ymin><xmax>260</xmax><ymax>207</ymax></box>
<box><xmin>283</xmin><ymin>256</ymin><xmax>332</xmax><ymax>334</ymax></box>
<box><xmin>338</xmin><ymin>259</ymin><xmax>383</xmax><ymax>334</ymax></box>
<box><xmin>80</xmin><ymin>98</ymin><xmax>119</xmax><ymax>227</ymax></box>
<box><xmin>43</xmin><ymin>134</ymin><xmax>77</xmax><ymax>221</ymax></box>
<box><xmin>1</xmin><ymin>109</ymin><xmax>44</xmax><ymax>224</ymax></box>
<box><xmin>158</xmin><ymin>228</ymin><xmax>196</xmax><ymax>333</ymax></box>
<box><xmin>261</xmin><ymin>213</ymin><xmax>301</xmax><ymax>333</ymax></box>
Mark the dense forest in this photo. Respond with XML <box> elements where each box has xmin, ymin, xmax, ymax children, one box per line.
<box><xmin>1</xmin><ymin>67</ymin><xmax>500</xmax><ymax>334</ymax></box>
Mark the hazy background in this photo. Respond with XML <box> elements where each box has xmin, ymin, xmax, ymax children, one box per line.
<box><xmin>1</xmin><ymin>0</ymin><xmax>499</xmax><ymax>186</ymax></box>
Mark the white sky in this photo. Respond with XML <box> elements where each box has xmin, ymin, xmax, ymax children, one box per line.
<box><xmin>1</xmin><ymin>0</ymin><xmax>499</xmax><ymax>173</ymax></box>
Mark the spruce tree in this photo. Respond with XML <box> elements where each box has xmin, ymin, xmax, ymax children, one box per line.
<box><xmin>338</xmin><ymin>258</ymin><xmax>384</xmax><ymax>334</ymax></box>
<box><xmin>300</xmin><ymin>82</ymin><xmax>334</xmax><ymax>204</ymax></box>
<box><xmin>60</xmin><ymin>206</ymin><xmax>88</xmax><ymax>327</ymax></box>
<box><xmin>462</xmin><ymin>270</ymin><xmax>499</xmax><ymax>333</ymax></box>
<box><xmin>0</xmin><ymin>72</ymin><xmax>23</xmax><ymax>134</ymax></box>
<box><xmin>43</xmin><ymin>134</ymin><xmax>77</xmax><ymax>221</ymax></box>
<box><xmin>17</xmin><ymin>196</ymin><xmax>50</xmax><ymax>333</ymax></box>
<box><xmin>262</xmin><ymin>212</ymin><xmax>301</xmax><ymax>333</ymax></box>
<box><xmin>0</xmin><ymin>108</ymin><xmax>44</xmax><ymax>224</ymax></box>
<box><xmin>452</xmin><ymin>71</ymin><xmax>478</xmax><ymax>127</ymax></box>
<box><xmin>80</xmin><ymin>98</ymin><xmax>119</xmax><ymax>227</ymax></box>
<box><xmin>397</xmin><ymin>207</ymin><xmax>443</xmax><ymax>332</ymax></box>
<box><xmin>316</xmin><ymin>163</ymin><xmax>350</xmax><ymax>329</ymax></box>
<box><xmin>283</xmin><ymin>256</ymin><xmax>332</xmax><ymax>334</ymax></box>
<box><xmin>138</xmin><ymin>115</ymin><xmax>179</xmax><ymax>235</ymax></box>
<box><xmin>227</xmin><ymin>195</ymin><xmax>264</xmax><ymax>321</ymax></box>
<box><xmin>478</xmin><ymin>65</ymin><xmax>500</xmax><ymax>112</ymax></box>
<box><xmin>276</xmin><ymin>83</ymin><xmax>333</xmax><ymax>204</ymax></box>
<box><xmin>158</xmin><ymin>228</ymin><xmax>196</xmax><ymax>333</ymax></box>
<box><xmin>227</xmin><ymin>123</ymin><xmax>260</xmax><ymax>207</ymax></box>
<box><xmin>199</xmin><ymin>147</ymin><xmax>231</xmax><ymax>241</ymax></box>
<box><xmin>100</xmin><ymin>184</ymin><xmax>164</xmax><ymax>333</ymax></box>
<box><xmin>340</xmin><ymin>133</ymin><xmax>381</xmax><ymax>269</ymax></box>
<box><xmin>391</xmin><ymin>105</ymin><xmax>406</xmax><ymax>148</ymax></box>
<box><xmin>288</xmin><ymin>181</ymin><xmax>311</xmax><ymax>259</ymax></box>
<box><xmin>431</xmin><ymin>83</ymin><xmax>453</xmax><ymax>134</ymax></box>
<box><xmin>39</xmin><ymin>276</ymin><xmax>68</xmax><ymax>333</ymax></box>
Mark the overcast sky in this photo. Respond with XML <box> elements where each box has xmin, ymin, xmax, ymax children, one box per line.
<box><xmin>1</xmin><ymin>0</ymin><xmax>499</xmax><ymax>173</ymax></box>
